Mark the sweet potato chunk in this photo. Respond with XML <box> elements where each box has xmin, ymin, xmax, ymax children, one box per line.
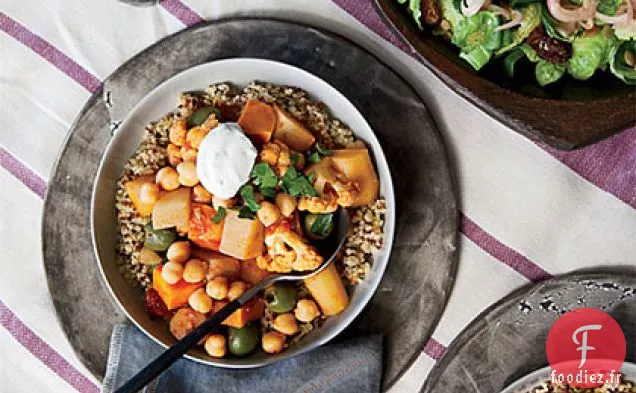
<box><xmin>304</xmin><ymin>263</ymin><xmax>349</xmax><ymax>316</ymax></box>
<box><xmin>124</xmin><ymin>175</ymin><xmax>156</xmax><ymax>217</ymax></box>
<box><xmin>240</xmin><ymin>259</ymin><xmax>272</xmax><ymax>285</ymax></box>
<box><xmin>152</xmin><ymin>188</ymin><xmax>191</xmax><ymax>230</ymax></box>
<box><xmin>331</xmin><ymin>148</ymin><xmax>379</xmax><ymax>207</ymax></box>
<box><xmin>192</xmin><ymin>248</ymin><xmax>241</xmax><ymax>281</ymax></box>
<box><xmin>188</xmin><ymin>204</ymin><xmax>224</xmax><ymax>250</ymax></box>
<box><xmin>219</xmin><ymin>210</ymin><xmax>265</xmax><ymax>260</ymax></box>
<box><xmin>216</xmin><ymin>298</ymin><xmax>264</xmax><ymax>329</ymax></box>
<box><xmin>237</xmin><ymin>100</ymin><xmax>276</xmax><ymax>145</ymax></box>
<box><xmin>272</xmin><ymin>105</ymin><xmax>315</xmax><ymax>151</ymax></box>
<box><xmin>153</xmin><ymin>265</ymin><xmax>203</xmax><ymax>310</ymax></box>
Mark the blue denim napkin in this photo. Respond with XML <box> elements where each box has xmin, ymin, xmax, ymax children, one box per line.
<box><xmin>102</xmin><ymin>324</ymin><xmax>383</xmax><ymax>393</ymax></box>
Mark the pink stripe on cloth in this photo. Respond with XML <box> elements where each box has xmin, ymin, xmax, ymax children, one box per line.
<box><xmin>0</xmin><ymin>11</ymin><xmax>101</xmax><ymax>93</ymax></box>
<box><xmin>333</xmin><ymin>0</ymin><xmax>636</xmax><ymax>210</ymax></box>
<box><xmin>159</xmin><ymin>0</ymin><xmax>204</xmax><ymax>27</ymax></box>
<box><xmin>0</xmin><ymin>147</ymin><xmax>47</xmax><ymax>199</ymax></box>
<box><xmin>422</xmin><ymin>338</ymin><xmax>447</xmax><ymax>361</ymax></box>
<box><xmin>460</xmin><ymin>214</ymin><xmax>553</xmax><ymax>282</ymax></box>
<box><xmin>0</xmin><ymin>300</ymin><xmax>100</xmax><ymax>393</ymax></box>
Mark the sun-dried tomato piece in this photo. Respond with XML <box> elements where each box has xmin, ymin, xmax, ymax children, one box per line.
<box><xmin>527</xmin><ymin>27</ymin><xmax>573</xmax><ymax>64</ymax></box>
<box><xmin>421</xmin><ymin>0</ymin><xmax>442</xmax><ymax>26</ymax></box>
<box><xmin>145</xmin><ymin>288</ymin><xmax>170</xmax><ymax>319</ymax></box>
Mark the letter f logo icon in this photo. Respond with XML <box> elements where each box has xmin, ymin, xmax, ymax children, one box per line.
<box><xmin>572</xmin><ymin>324</ymin><xmax>602</xmax><ymax>368</ymax></box>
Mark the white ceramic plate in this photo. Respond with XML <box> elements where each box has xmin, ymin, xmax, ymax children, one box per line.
<box><xmin>91</xmin><ymin>58</ymin><xmax>396</xmax><ymax>368</ymax></box>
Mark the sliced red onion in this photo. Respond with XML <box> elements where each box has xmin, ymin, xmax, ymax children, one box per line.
<box><xmin>495</xmin><ymin>10</ymin><xmax>524</xmax><ymax>30</ymax></box>
<box><xmin>547</xmin><ymin>0</ymin><xmax>596</xmax><ymax>23</ymax></box>
<box><xmin>487</xmin><ymin>4</ymin><xmax>511</xmax><ymax>17</ymax></box>
<box><xmin>596</xmin><ymin>0</ymin><xmax>633</xmax><ymax>25</ymax></box>
<box><xmin>462</xmin><ymin>0</ymin><xmax>487</xmax><ymax>17</ymax></box>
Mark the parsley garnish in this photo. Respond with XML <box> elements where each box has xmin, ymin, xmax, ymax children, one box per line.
<box><xmin>307</xmin><ymin>152</ymin><xmax>321</xmax><ymax>164</ymax></box>
<box><xmin>239</xmin><ymin>184</ymin><xmax>261</xmax><ymax>212</ymax></box>
<box><xmin>315</xmin><ymin>143</ymin><xmax>333</xmax><ymax>156</ymax></box>
<box><xmin>210</xmin><ymin>206</ymin><xmax>226</xmax><ymax>224</ymax></box>
<box><xmin>250</xmin><ymin>163</ymin><xmax>278</xmax><ymax>189</ymax></box>
<box><xmin>310</xmin><ymin>213</ymin><xmax>334</xmax><ymax>237</ymax></box>
<box><xmin>237</xmin><ymin>205</ymin><xmax>256</xmax><ymax>219</ymax></box>
<box><xmin>279</xmin><ymin>167</ymin><xmax>319</xmax><ymax>197</ymax></box>
<box><xmin>260</xmin><ymin>187</ymin><xmax>277</xmax><ymax>198</ymax></box>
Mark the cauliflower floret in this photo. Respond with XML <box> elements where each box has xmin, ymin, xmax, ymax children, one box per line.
<box><xmin>304</xmin><ymin>158</ymin><xmax>360</xmax><ymax>208</ymax></box>
<box><xmin>257</xmin><ymin>222</ymin><xmax>323</xmax><ymax>273</ymax></box>
<box><xmin>298</xmin><ymin>189</ymin><xmax>338</xmax><ymax>214</ymax></box>
<box><xmin>259</xmin><ymin>140</ymin><xmax>292</xmax><ymax>176</ymax></box>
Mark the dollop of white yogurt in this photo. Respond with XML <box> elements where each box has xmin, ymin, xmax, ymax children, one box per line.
<box><xmin>196</xmin><ymin>122</ymin><xmax>257</xmax><ymax>199</ymax></box>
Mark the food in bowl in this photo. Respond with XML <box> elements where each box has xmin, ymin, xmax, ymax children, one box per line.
<box><xmin>396</xmin><ymin>0</ymin><xmax>636</xmax><ymax>86</ymax></box>
<box><xmin>527</xmin><ymin>378</ymin><xmax>636</xmax><ymax>392</ymax></box>
<box><xmin>115</xmin><ymin>82</ymin><xmax>387</xmax><ymax>358</ymax></box>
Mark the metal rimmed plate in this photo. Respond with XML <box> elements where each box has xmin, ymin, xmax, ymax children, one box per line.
<box><xmin>421</xmin><ymin>270</ymin><xmax>636</xmax><ymax>392</ymax></box>
<box><xmin>42</xmin><ymin>18</ymin><xmax>458</xmax><ymax>391</ymax></box>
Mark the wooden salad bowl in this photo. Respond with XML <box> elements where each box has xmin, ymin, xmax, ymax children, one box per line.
<box><xmin>373</xmin><ymin>0</ymin><xmax>636</xmax><ymax>150</ymax></box>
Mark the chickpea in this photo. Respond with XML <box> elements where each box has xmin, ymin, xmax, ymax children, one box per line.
<box><xmin>186</xmin><ymin>127</ymin><xmax>209</xmax><ymax>149</ymax></box>
<box><xmin>204</xmin><ymin>334</ymin><xmax>227</xmax><ymax>358</ymax></box>
<box><xmin>188</xmin><ymin>288</ymin><xmax>214</xmax><ymax>314</ymax></box>
<box><xmin>213</xmin><ymin>197</ymin><xmax>235</xmax><ymax>210</ymax></box>
<box><xmin>256</xmin><ymin>201</ymin><xmax>281</xmax><ymax>227</ymax></box>
<box><xmin>166</xmin><ymin>241</ymin><xmax>190</xmax><ymax>264</ymax></box>
<box><xmin>227</xmin><ymin>281</ymin><xmax>247</xmax><ymax>301</ymax></box>
<box><xmin>192</xmin><ymin>185</ymin><xmax>213</xmax><ymax>204</ymax></box>
<box><xmin>139</xmin><ymin>182</ymin><xmax>160</xmax><ymax>205</ymax></box>
<box><xmin>261</xmin><ymin>331</ymin><xmax>286</xmax><ymax>354</ymax></box>
<box><xmin>180</xmin><ymin>146</ymin><xmax>197</xmax><ymax>162</ymax></box>
<box><xmin>294</xmin><ymin>299</ymin><xmax>321</xmax><ymax>322</ymax></box>
<box><xmin>161</xmin><ymin>262</ymin><xmax>183</xmax><ymax>285</ymax></box>
<box><xmin>156</xmin><ymin>167</ymin><xmax>180</xmax><ymax>191</ymax></box>
<box><xmin>183</xmin><ymin>259</ymin><xmax>207</xmax><ymax>283</ymax></box>
<box><xmin>176</xmin><ymin>161</ymin><xmax>199</xmax><ymax>187</ymax></box>
<box><xmin>275</xmin><ymin>193</ymin><xmax>297</xmax><ymax>218</ymax></box>
<box><xmin>272</xmin><ymin>313</ymin><xmax>299</xmax><ymax>336</ymax></box>
<box><xmin>166</xmin><ymin>143</ymin><xmax>182</xmax><ymax>167</ymax></box>
<box><xmin>169</xmin><ymin>120</ymin><xmax>187</xmax><ymax>146</ymax></box>
<box><xmin>206</xmin><ymin>276</ymin><xmax>229</xmax><ymax>300</ymax></box>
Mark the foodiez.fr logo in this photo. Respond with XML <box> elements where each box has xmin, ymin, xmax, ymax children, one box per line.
<box><xmin>546</xmin><ymin>308</ymin><xmax>626</xmax><ymax>388</ymax></box>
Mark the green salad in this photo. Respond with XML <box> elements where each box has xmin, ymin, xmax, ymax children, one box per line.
<box><xmin>397</xmin><ymin>0</ymin><xmax>636</xmax><ymax>85</ymax></box>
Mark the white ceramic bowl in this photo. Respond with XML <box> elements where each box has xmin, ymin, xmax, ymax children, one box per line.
<box><xmin>91</xmin><ymin>58</ymin><xmax>396</xmax><ymax>368</ymax></box>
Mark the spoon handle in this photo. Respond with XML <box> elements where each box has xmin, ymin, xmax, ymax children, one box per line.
<box><xmin>114</xmin><ymin>299</ymin><xmax>241</xmax><ymax>393</ymax></box>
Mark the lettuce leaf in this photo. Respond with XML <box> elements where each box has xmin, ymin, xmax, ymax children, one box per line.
<box><xmin>438</xmin><ymin>0</ymin><xmax>465</xmax><ymax>30</ymax></box>
<box><xmin>535</xmin><ymin>60</ymin><xmax>566</xmax><ymax>85</ymax></box>
<box><xmin>613</xmin><ymin>22</ymin><xmax>636</xmax><ymax>40</ymax></box>
<box><xmin>503</xmin><ymin>43</ymin><xmax>539</xmax><ymax>77</ymax></box>
<box><xmin>495</xmin><ymin>4</ymin><xmax>542</xmax><ymax>55</ymax></box>
<box><xmin>541</xmin><ymin>4</ymin><xmax>581</xmax><ymax>42</ymax></box>
<box><xmin>566</xmin><ymin>27</ymin><xmax>615</xmax><ymax>80</ymax></box>
<box><xmin>596</xmin><ymin>0</ymin><xmax>623</xmax><ymax>16</ymax></box>
<box><xmin>397</xmin><ymin>0</ymin><xmax>423</xmax><ymax>28</ymax></box>
<box><xmin>610</xmin><ymin>40</ymin><xmax>636</xmax><ymax>85</ymax></box>
<box><xmin>452</xmin><ymin>11</ymin><xmax>502</xmax><ymax>70</ymax></box>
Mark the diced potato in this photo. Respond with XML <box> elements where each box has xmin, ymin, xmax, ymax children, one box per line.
<box><xmin>304</xmin><ymin>263</ymin><xmax>349</xmax><ymax>316</ymax></box>
<box><xmin>331</xmin><ymin>147</ymin><xmax>379</xmax><ymax>207</ymax></box>
<box><xmin>240</xmin><ymin>259</ymin><xmax>272</xmax><ymax>286</ymax></box>
<box><xmin>152</xmin><ymin>265</ymin><xmax>203</xmax><ymax>310</ymax></box>
<box><xmin>237</xmin><ymin>100</ymin><xmax>276</xmax><ymax>145</ymax></box>
<box><xmin>192</xmin><ymin>248</ymin><xmax>241</xmax><ymax>281</ymax></box>
<box><xmin>216</xmin><ymin>297</ymin><xmax>264</xmax><ymax>329</ymax></box>
<box><xmin>152</xmin><ymin>188</ymin><xmax>191</xmax><ymax>230</ymax></box>
<box><xmin>272</xmin><ymin>105</ymin><xmax>315</xmax><ymax>151</ymax></box>
<box><xmin>219</xmin><ymin>210</ymin><xmax>265</xmax><ymax>260</ymax></box>
<box><xmin>138</xmin><ymin>247</ymin><xmax>162</xmax><ymax>266</ymax></box>
<box><xmin>124</xmin><ymin>175</ymin><xmax>156</xmax><ymax>217</ymax></box>
<box><xmin>188</xmin><ymin>204</ymin><xmax>224</xmax><ymax>250</ymax></box>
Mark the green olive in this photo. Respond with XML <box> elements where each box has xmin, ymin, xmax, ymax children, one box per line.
<box><xmin>186</xmin><ymin>105</ymin><xmax>221</xmax><ymax>128</ymax></box>
<box><xmin>228</xmin><ymin>325</ymin><xmax>259</xmax><ymax>356</ymax></box>
<box><xmin>303</xmin><ymin>213</ymin><xmax>334</xmax><ymax>240</ymax></box>
<box><xmin>143</xmin><ymin>225</ymin><xmax>176</xmax><ymax>251</ymax></box>
<box><xmin>264</xmin><ymin>283</ymin><xmax>297</xmax><ymax>313</ymax></box>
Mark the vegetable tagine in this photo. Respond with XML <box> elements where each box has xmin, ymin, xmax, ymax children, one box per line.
<box><xmin>396</xmin><ymin>0</ymin><xmax>636</xmax><ymax>85</ymax></box>
<box><xmin>115</xmin><ymin>82</ymin><xmax>386</xmax><ymax>358</ymax></box>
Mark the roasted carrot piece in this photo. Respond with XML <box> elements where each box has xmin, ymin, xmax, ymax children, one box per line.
<box><xmin>188</xmin><ymin>203</ymin><xmax>225</xmax><ymax>251</ymax></box>
<box><xmin>152</xmin><ymin>266</ymin><xmax>203</xmax><ymax>310</ymax></box>
<box><xmin>237</xmin><ymin>100</ymin><xmax>276</xmax><ymax>145</ymax></box>
<box><xmin>215</xmin><ymin>297</ymin><xmax>264</xmax><ymax>329</ymax></box>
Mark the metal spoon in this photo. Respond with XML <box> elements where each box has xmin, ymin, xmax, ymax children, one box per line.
<box><xmin>115</xmin><ymin>208</ymin><xmax>349</xmax><ymax>393</ymax></box>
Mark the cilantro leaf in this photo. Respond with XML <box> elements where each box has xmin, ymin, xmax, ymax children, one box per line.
<box><xmin>250</xmin><ymin>163</ymin><xmax>278</xmax><ymax>189</ymax></box>
<box><xmin>239</xmin><ymin>184</ymin><xmax>261</xmax><ymax>212</ymax></box>
<box><xmin>210</xmin><ymin>206</ymin><xmax>226</xmax><ymax>224</ymax></box>
<box><xmin>310</xmin><ymin>213</ymin><xmax>334</xmax><ymax>237</ymax></box>
<box><xmin>237</xmin><ymin>205</ymin><xmax>256</xmax><ymax>219</ymax></box>
<box><xmin>308</xmin><ymin>152</ymin><xmax>321</xmax><ymax>164</ymax></box>
<box><xmin>279</xmin><ymin>167</ymin><xmax>319</xmax><ymax>197</ymax></box>
<box><xmin>291</xmin><ymin>153</ymin><xmax>301</xmax><ymax>166</ymax></box>
<box><xmin>315</xmin><ymin>143</ymin><xmax>333</xmax><ymax>156</ymax></box>
<box><xmin>260</xmin><ymin>187</ymin><xmax>276</xmax><ymax>198</ymax></box>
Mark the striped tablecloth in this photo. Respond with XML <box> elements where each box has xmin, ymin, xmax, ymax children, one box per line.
<box><xmin>1</xmin><ymin>1</ymin><xmax>635</xmax><ymax>392</ymax></box>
